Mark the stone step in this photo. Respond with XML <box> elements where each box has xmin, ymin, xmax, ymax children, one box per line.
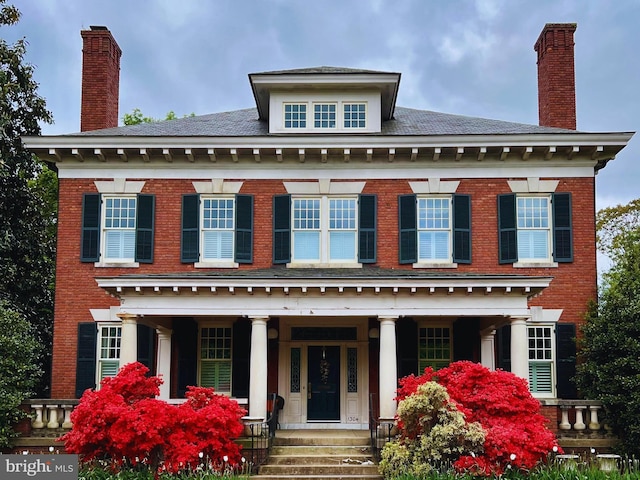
<box><xmin>273</xmin><ymin>435</ymin><xmax>370</xmax><ymax>447</ymax></box>
<box><xmin>268</xmin><ymin>453</ymin><xmax>374</xmax><ymax>465</ymax></box>
<box><xmin>258</xmin><ymin>463</ymin><xmax>380</xmax><ymax>476</ymax></box>
<box><xmin>271</xmin><ymin>445</ymin><xmax>372</xmax><ymax>456</ymax></box>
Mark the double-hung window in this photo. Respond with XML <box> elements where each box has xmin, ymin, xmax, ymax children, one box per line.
<box><xmin>81</xmin><ymin>193</ymin><xmax>155</xmax><ymax>264</ymax></box>
<box><xmin>498</xmin><ymin>193</ymin><xmax>573</xmax><ymax>264</ymax></box>
<box><xmin>98</xmin><ymin>325</ymin><xmax>121</xmax><ymax>381</ymax></box>
<box><xmin>419</xmin><ymin>326</ymin><xmax>452</xmax><ymax>372</ymax></box>
<box><xmin>528</xmin><ymin>325</ymin><xmax>554</xmax><ymax>395</ymax></box>
<box><xmin>284</xmin><ymin>103</ymin><xmax>307</xmax><ymax>128</ymax></box>
<box><xmin>344</xmin><ymin>103</ymin><xmax>366</xmax><ymax>129</ymax></box>
<box><xmin>199</xmin><ymin>325</ymin><xmax>232</xmax><ymax>394</ymax></box>
<box><xmin>274</xmin><ymin>194</ymin><xmax>376</xmax><ymax>265</ymax></box>
<box><xmin>313</xmin><ymin>103</ymin><xmax>337</xmax><ymax>128</ymax></box>
<box><xmin>181</xmin><ymin>194</ymin><xmax>253</xmax><ymax>265</ymax></box>
<box><xmin>399</xmin><ymin>194</ymin><xmax>471</xmax><ymax>265</ymax></box>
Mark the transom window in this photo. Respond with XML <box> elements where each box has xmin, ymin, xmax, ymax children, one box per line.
<box><xmin>201</xmin><ymin>197</ymin><xmax>234</xmax><ymax>261</ymax></box>
<box><xmin>344</xmin><ymin>103</ymin><xmax>366</xmax><ymax>128</ymax></box>
<box><xmin>313</xmin><ymin>103</ymin><xmax>336</xmax><ymax>128</ymax></box>
<box><xmin>417</xmin><ymin>197</ymin><xmax>451</xmax><ymax>261</ymax></box>
<box><xmin>517</xmin><ymin>196</ymin><xmax>551</xmax><ymax>261</ymax></box>
<box><xmin>200</xmin><ymin>326</ymin><xmax>232</xmax><ymax>394</ymax></box>
<box><xmin>284</xmin><ymin>103</ymin><xmax>307</xmax><ymax>128</ymax></box>
<box><xmin>98</xmin><ymin>325</ymin><xmax>121</xmax><ymax>381</ymax></box>
<box><xmin>419</xmin><ymin>326</ymin><xmax>451</xmax><ymax>371</ymax></box>
<box><xmin>528</xmin><ymin>326</ymin><xmax>554</xmax><ymax>394</ymax></box>
<box><xmin>292</xmin><ymin>197</ymin><xmax>357</xmax><ymax>263</ymax></box>
<box><xmin>103</xmin><ymin>196</ymin><xmax>136</xmax><ymax>261</ymax></box>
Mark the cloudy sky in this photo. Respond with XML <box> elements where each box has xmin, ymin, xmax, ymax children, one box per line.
<box><xmin>5</xmin><ymin>0</ymin><xmax>639</xmax><ymax>209</ymax></box>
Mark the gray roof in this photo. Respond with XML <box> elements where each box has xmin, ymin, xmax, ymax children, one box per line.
<box><xmin>249</xmin><ymin>66</ymin><xmax>398</xmax><ymax>75</ymax></box>
<box><xmin>69</xmin><ymin>106</ymin><xmax>578</xmax><ymax>137</ymax></box>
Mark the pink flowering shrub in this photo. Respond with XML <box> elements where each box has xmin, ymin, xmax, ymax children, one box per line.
<box><xmin>396</xmin><ymin>361</ymin><xmax>561</xmax><ymax>476</ymax></box>
<box><xmin>61</xmin><ymin>362</ymin><xmax>246</xmax><ymax>474</ymax></box>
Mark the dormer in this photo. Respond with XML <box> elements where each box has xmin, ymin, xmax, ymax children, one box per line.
<box><xmin>249</xmin><ymin>67</ymin><xmax>401</xmax><ymax>134</ymax></box>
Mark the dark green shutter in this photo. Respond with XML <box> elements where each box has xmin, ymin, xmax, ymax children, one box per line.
<box><xmin>498</xmin><ymin>193</ymin><xmax>517</xmax><ymax>264</ymax></box>
<box><xmin>397</xmin><ymin>318</ymin><xmax>418</xmax><ymax>378</ymax></box>
<box><xmin>181</xmin><ymin>194</ymin><xmax>199</xmax><ymax>263</ymax></box>
<box><xmin>273</xmin><ymin>195</ymin><xmax>291</xmax><ymax>264</ymax></box>
<box><xmin>81</xmin><ymin>193</ymin><xmax>101</xmax><ymax>262</ymax></box>
<box><xmin>556</xmin><ymin>323</ymin><xmax>577</xmax><ymax>399</ymax></box>
<box><xmin>135</xmin><ymin>194</ymin><xmax>155</xmax><ymax>263</ymax></box>
<box><xmin>452</xmin><ymin>194</ymin><xmax>471</xmax><ymax>264</ymax></box>
<box><xmin>136</xmin><ymin>324</ymin><xmax>155</xmax><ymax>375</ymax></box>
<box><xmin>232</xmin><ymin>319</ymin><xmax>251</xmax><ymax>398</ymax></box>
<box><xmin>175</xmin><ymin>317</ymin><xmax>198</xmax><ymax>397</ymax></box>
<box><xmin>497</xmin><ymin>324</ymin><xmax>511</xmax><ymax>372</ymax></box>
<box><xmin>235</xmin><ymin>194</ymin><xmax>253</xmax><ymax>263</ymax></box>
<box><xmin>399</xmin><ymin>194</ymin><xmax>417</xmax><ymax>264</ymax></box>
<box><xmin>358</xmin><ymin>194</ymin><xmax>377</xmax><ymax>263</ymax></box>
<box><xmin>553</xmin><ymin>193</ymin><xmax>573</xmax><ymax>262</ymax></box>
<box><xmin>75</xmin><ymin>323</ymin><xmax>97</xmax><ymax>397</ymax></box>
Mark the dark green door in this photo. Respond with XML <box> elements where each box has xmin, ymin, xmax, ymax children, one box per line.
<box><xmin>308</xmin><ymin>346</ymin><xmax>340</xmax><ymax>421</ymax></box>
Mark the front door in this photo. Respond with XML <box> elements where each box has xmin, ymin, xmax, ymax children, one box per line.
<box><xmin>307</xmin><ymin>346</ymin><xmax>340</xmax><ymax>421</ymax></box>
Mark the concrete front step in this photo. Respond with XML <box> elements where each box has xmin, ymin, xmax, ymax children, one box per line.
<box><xmin>252</xmin><ymin>430</ymin><xmax>382</xmax><ymax>480</ymax></box>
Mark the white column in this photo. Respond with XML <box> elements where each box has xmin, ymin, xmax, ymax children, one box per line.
<box><xmin>249</xmin><ymin>316</ymin><xmax>269</xmax><ymax>420</ymax></box>
<box><xmin>156</xmin><ymin>327</ymin><xmax>173</xmax><ymax>399</ymax></box>
<box><xmin>510</xmin><ymin>317</ymin><xmax>529</xmax><ymax>381</ymax></box>
<box><xmin>480</xmin><ymin>327</ymin><xmax>496</xmax><ymax>370</ymax></box>
<box><xmin>378</xmin><ymin>316</ymin><xmax>398</xmax><ymax>420</ymax></box>
<box><xmin>117</xmin><ymin>314</ymin><xmax>138</xmax><ymax>368</ymax></box>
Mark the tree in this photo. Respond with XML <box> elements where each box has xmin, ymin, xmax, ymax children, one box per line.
<box><xmin>576</xmin><ymin>212</ymin><xmax>640</xmax><ymax>455</ymax></box>
<box><xmin>0</xmin><ymin>301</ymin><xmax>41</xmax><ymax>447</ymax></box>
<box><xmin>596</xmin><ymin>198</ymin><xmax>640</xmax><ymax>260</ymax></box>
<box><xmin>1</xmin><ymin>0</ymin><xmax>55</xmax><ymax>396</ymax></box>
<box><xmin>122</xmin><ymin>108</ymin><xmax>193</xmax><ymax>125</ymax></box>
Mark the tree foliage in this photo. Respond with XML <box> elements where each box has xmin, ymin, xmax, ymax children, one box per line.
<box><xmin>576</xmin><ymin>225</ymin><xmax>640</xmax><ymax>455</ymax></box>
<box><xmin>62</xmin><ymin>362</ymin><xmax>247</xmax><ymax>475</ymax></box>
<box><xmin>1</xmin><ymin>0</ymin><xmax>56</xmax><ymax>396</ymax></box>
<box><xmin>122</xmin><ymin>108</ymin><xmax>192</xmax><ymax>125</ymax></box>
<box><xmin>596</xmin><ymin>198</ymin><xmax>640</xmax><ymax>260</ymax></box>
<box><xmin>0</xmin><ymin>300</ymin><xmax>41</xmax><ymax>447</ymax></box>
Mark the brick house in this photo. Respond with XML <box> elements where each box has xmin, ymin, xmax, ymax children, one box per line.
<box><xmin>23</xmin><ymin>23</ymin><xmax>633</xmax><ymax>431</ymax></box>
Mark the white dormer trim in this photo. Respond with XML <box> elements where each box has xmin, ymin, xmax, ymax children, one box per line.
<box><xmin>283</xmin><ymin>180</ymin><xmax>366</xmax><ymax>195</ymax></box>
<box><xmin>94</xmin><ymin>178</ymin><xmax>145</xmax><ymax>193</ymax></box>
<box><xmin>508</xmin><ymin>178</ymin><xmax>559</xmax><ymax>193</ymax></box>
<box><xmin>192</xmin><ymin>179</ymin><xmax>244</xmax><ymax>194</ymax></box>
<box><xmin>409</xmin><ymin>179</ymin><xmax>460</xmax><ymax>194</ymax></box>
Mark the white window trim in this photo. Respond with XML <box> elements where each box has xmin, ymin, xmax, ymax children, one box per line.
<box><xmin>415</xmin><ymin>195</ymin><xmax>454</xmax><ymax>266</ymax></box>
<box><xmin>289</xmin><ymin>195</ymin><xmax>359</xmax><ymax>266</ymax></box>
<box><xmin>527</xmin><ymin>322</ymin><xmax>556</xmax><ymax>399</ymax></box>
<box><xmin>99</xmin><ymin>194</ymin><xmax>138</xmax><ymax>265</ymax></box>
<box><xmin>96</xmin><ymin>322</ymin><xmax>122</xmax><ymax>389</ymax></box>
<box><xmin>312</xmin><ymin>102</ymin><xmax>338</xmax><ymax>129</ymax></box>
<box><xmin>418</xmin><ymin>321</ymin><xmax>453</xmax><ymax>372</ymax></box>
<box><xmin>196</xmin><ymin>195</ymin><xmax>238</xmax><ymax>268</ymax></box>
<box><xmin>343</xmin><ymin>102</ymin><xmax>367</xmax><ymax>130</ymax></box>
<box><xmin>198</xmin><ymin>321</ymin><xmax>233</xmax><ymax>395</ymax></box>
<box><xmin>281</xmin><ymin>100</ymin><xmax>372</xmax><ymax>132</ymax></box>
<box><xmin>515</xmin><ymin>194</ymin><xmax>554</xmax><ymax>264</ymax></box>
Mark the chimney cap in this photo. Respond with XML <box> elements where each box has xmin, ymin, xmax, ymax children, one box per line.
<box><xmin>89</xmin><ymin>25</ymin><xmax>109</xmax><ymax>31</ymax></box>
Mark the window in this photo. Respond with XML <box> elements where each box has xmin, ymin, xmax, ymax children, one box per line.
<box><xmin>528</xmin><ymin>326</ymin><xmax>554</xmax><ymax>395</ymax></box>
<box><xmin>419</xmin><ymin>326</ymin><xmax>451</xmax><ymax>371</ymax></box>
<box><xmin>273</xmin><ymin>194</ymin><xmax>376</xmax><ymax>265</ymax></box>
<box><xmin>199</xmin><ymin>326</ymin><xmax>232</xmax><ymax>394</ymax></box>
<box><xmin>284</xmin><ymin>103</ymin><xmax>307</xmax><ymax>128</ymax></box>
<box><xmin>498</xmin><ymin>193</ymin><xmax>573</xmax><ymax>264</ymax></box>
<box><xmin>399</xmin><ymin>194</ymin><xmax>471</xmax><ymax>265</ymax></box>
<box><xmin>98</xmin><ymin>325</ymin><xmax>121</xmax><ymax>381</ymax></box>
<box><xmin>81</xmin><ymin>193</ymin><xmax>155</xmax><ymax>264</ymax></box>
<box><xmin>181</xmin><ymin>194</ymin><xmax>253</xmax><ymax>264</ymax></box>
<box><xmin>313</xmin><ymin>103</ymin><xmax>336</xmax><ymax>128</ymax></box>
<box><xmin>344</xmin><ymin>103</ymin><xmax>366</xmax><ymax>128</ymax></box>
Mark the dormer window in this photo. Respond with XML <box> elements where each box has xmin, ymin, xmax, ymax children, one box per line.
<box><xmin>284</xmin><ymin>104</ymin><xmax>307</xmax><ymax>128</ymax></box>
<box><xmin>314</xmin><ymin>103</ymin><xmax>337</xmax><ymax>128</ymax></box>
<box><xmin>344</xmin><ymin>103</ymin><xmax>366</xmax><ymax>129</ymax></box>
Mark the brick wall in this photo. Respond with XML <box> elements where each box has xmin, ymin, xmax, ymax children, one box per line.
<box><xmin>51</xmin><ymin>176</ymin><xmax>597</xmax><ymax>397</ymax></box>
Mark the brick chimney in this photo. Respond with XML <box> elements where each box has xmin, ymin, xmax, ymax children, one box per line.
<box><xmin>80</xmin><ymin>26</ymin><xmax>122</xmax><ymax>131</ymax></box>
<box><xmin>534</xmin><ymin>23</ymin><xmax>577</xmax><ymax>130</ymax></box>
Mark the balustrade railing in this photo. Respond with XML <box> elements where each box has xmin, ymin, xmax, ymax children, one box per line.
<box><xmin>21</xmin><ymin>399</ymin><xmax>78</xmax><ymax>436</ymax></box>
<box><xmin>556</xmin><ymin>400</ymin><xmax>607</xmax><ymax>434</ymax></box>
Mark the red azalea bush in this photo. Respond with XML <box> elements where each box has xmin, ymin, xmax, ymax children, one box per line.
<box><xmin>396</xmin><ymin>361</ymin><xmax>560</xmax><ymax>476</ymax></box>
<box><xmin>61</xmin><ymin>362</ymin><xmax>246</xmax><ymax>474</ymax></box>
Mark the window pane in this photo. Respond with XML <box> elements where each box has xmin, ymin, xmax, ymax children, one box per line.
<box><xmin>314</xmin><ymin>104</ymin><xmax>336</xmax><ymax>128</ymax></box>
<box><xmin>330</xmin><ymin>231</ymin><xmax>356</xmax><ymax>260</ymax></box>
<box><xmin>293</xmin><ymin>231</ymin><xmax>320</xmax><ymax>260</ymax></box>
<box><xmin>202</xmin><ymin>231</ymin><xmax>234</xmax><ymax>259</ymax></box>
